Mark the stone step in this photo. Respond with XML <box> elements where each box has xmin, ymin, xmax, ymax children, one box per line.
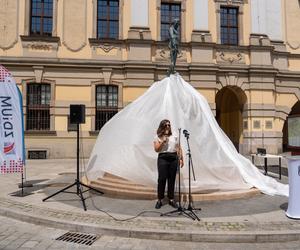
<box><xmin>90</xmin><ymin>182</ymin><xmax>157</xmax><ymax>200</ymax></box>
<box><xmin>84</xmin><ymin>174</ymin><xmax>260</xmax><ymax>201</ymax></box>
<box><xmin>90</xmin><ymin>180</ymin><xmax>156</xmax><ymax>193</ymax></box>
<box><xmin>99</xmin><ymin>173</ymin><xmax>154</xmax><ymax>188</ymax></box>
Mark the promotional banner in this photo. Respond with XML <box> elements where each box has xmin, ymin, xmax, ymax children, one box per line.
<box><xmin>0</xmin><ymin>65</ymin><xmax>25</xmax><ymax>174</ymax></box>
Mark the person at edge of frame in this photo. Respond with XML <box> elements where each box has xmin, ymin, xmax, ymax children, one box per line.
<box><xmin>153</xmin><ymin>119</ymin><xmax>184</xmax><ymax>209</ymax></box>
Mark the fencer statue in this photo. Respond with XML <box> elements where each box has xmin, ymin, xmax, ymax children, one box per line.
<box><xmin>167</xmin><ymin>19</ymin><xmax>180</xmax><ymax>76</ymax></box>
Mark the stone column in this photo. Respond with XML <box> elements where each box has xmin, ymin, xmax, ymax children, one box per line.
<box><xmin>251</xmin><ymin>0</ymin><xmax>282</xmax><ymax>41</ymax></box>
<box><xmin>128</xmin><ymin>0</ymin><xmax>151</xmax><ymax>40</ymax></box>
<box><xmin>191</xmin><ymin>0</ymin><xmax>211</xmax><ymax>42</ymax></box>
<box><xmin>250</xmin><ymin>0</ymin><xmax>286</xmax><ymax>68</ymax></box>
<box><xmin>266</xmin><ymin>0</ymin><xmax>282</xmax><ymax>41</ymax></box>
<box><xmin>191</xmin><ymin>0</ymin><xmax>212</xmax><ymax>64</ymax></box>
<box><xmin>251</xmin><ymin>0</ymin><xmax>267</xmax><ymax>35</ymax></box>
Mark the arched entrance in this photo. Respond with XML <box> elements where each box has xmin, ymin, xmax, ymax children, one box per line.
<box><xmin>282</xmin><ymin>101</ymin><xmax>300</xmax><ymax>152</ymax></box>
<box><xmin>216</xmin><ymin>86</ymin><xmax>247</xmax><ymax>152</ymax></box>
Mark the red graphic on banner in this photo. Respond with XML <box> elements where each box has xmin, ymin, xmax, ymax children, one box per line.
<box><xmin>4</xmin><ymin>143</ymin><xmax>15</xmax><ymax>154</ymax></box>
<box><xmin>0</xmin><ymin>65</ymin><xmax>11</xmax><ymax>81</ymax></box>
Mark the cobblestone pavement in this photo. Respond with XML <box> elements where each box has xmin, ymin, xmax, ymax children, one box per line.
<box><xmin>1</xmin><ymin>196</ymin><xmax>300</xmax><ymax>234</ymax></box>
<box><xmin>0</xmin><ymin>215</ymin><xmax>300</xmax><ymax>250</ymax></box>
<box><xmin>0</xmin><ymin>158</ymin><xmax>298</xmax><ymax>248</ymax></box>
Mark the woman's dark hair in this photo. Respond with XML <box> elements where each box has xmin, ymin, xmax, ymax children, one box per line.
<box><xmin>157</xmin><ymin>119</ymin><xmax>172</xmax><ymax>137</ymax></box>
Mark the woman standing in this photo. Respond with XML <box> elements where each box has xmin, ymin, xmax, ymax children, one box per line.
<box><xmin>153</xmin><ymin>119</ymin><xmax>184</xmax><ymax>209</ymax></box>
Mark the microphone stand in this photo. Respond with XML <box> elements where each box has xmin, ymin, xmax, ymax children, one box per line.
<box><xmin>183</xmin><ymin>130</ymin><xmax>201</xmax><ymax>221</ymax></box>
<box><xmin>161</xmin><ymin>128</ymin><xmax>196</xmax><ymax>220</ymax></box>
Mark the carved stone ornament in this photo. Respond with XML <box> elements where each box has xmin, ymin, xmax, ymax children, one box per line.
<box><xmin>157</xmin><ymin>49</ymin><xmax>184</xmax><ymax>60</ymax></box>
<box><xmin>94</xmin><ymin>44</ymin><xmax>118</xmax><ymax>53</ymax></box>
<box><xmin>216</xmin><ymin>51</ymin><xmax>244</xmax><ymax>64</ymax></box>
<box><xmin>214</xmin><ymin>0</ymin><xmax>245</xmax><ymax>4</ymax></box>
<box><xmin>27</xmin><ymin>42</ymin><xmax>53</xmax><ymax>51</ymax></box>
<box><xmin>287</xmin><ymin>41</ymin><xmax>300</xmax><ymax>50</ymax></box>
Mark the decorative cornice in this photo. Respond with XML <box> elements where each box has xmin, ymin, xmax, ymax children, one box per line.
<box><xmin>20</xmin><ymin>36</ymin><xmax>60</xmax><ymax>43</ymax></box>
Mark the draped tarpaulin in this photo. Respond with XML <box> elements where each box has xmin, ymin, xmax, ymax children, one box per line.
<box><xmin>0</xmin><ymin>65</ymin><xmax>25</xmax><ymax>174</ymax></box>
<box><xmin>87</xmin><ymin>74</ymin><xmax>288</xmax><ymax>196</ymax></box>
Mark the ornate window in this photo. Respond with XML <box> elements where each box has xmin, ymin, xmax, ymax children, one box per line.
<box><xmin>220</xmin><ymin>6</ymin><xmax>238</xmax><ymax>45</ymax></box>
<box><xmin>97</xmin><ymin>0</ymin><xmax>119</xmax><ymax>39</ymax></box>
<box><xmin>30</xmin><ymin>0</ymin><xmax>53</xmax><ymax>36</ymax></box>
<box><xmin>95</xmin><ymin>85</ymin><xmax>118</xmax><ymax>130</ymax></box>
<box><xmin>26</xmin><ymin>83</ymin><xmax>51</xmax><ymax>130</ymax></box>
<box><xmin>160</xmin><ymin>3</ymin><xmax>181</xmax><ymax>41</ymax></box>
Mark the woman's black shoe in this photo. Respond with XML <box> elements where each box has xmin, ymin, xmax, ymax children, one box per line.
<box><xmin>169</xmin><ymin>200</ymin><xmax>178</xmax><ymax>208</ymax></box>
<box><xmin>155</xmin><ymin>200</ymin><xmax>162</xmax><ymax>209</ymax></box>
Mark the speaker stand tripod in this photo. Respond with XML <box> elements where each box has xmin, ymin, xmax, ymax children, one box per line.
<box><xmin>42</xmin><ymin>123</ymin><xmax>103</xmax><ymax>211</ymax></box>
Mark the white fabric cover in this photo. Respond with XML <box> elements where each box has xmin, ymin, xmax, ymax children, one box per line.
<box><xmin>87</xmin><ymin>74</ymin><xmax>288</xmax><ymax>196</ymax></box>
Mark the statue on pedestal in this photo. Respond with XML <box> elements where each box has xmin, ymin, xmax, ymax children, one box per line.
<box><xmin>168</xmin><ymin>19</ymin><xmax>180</xmax><ymax>76</ymax></box>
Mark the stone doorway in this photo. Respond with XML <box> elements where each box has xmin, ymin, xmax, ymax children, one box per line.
<box><xmin>216</xmin><ymin>86</ymin><xmax>247</xmax><ymax>152</ymax></box>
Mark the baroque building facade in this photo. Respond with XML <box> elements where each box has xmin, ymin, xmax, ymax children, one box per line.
<box><xmin>1</xmin><ymin>0</ymin><xmax>300</xmax><ymax>158</ymax></box>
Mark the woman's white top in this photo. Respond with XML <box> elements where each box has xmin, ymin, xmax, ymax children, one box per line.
<box><xmin>154</xmin><ymin>134</ymin><xmax>178</xmax><ymax>153</ymax></box>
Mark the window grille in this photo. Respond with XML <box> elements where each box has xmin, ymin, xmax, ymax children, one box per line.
<box><xmin>220</xmin><ymin>7</ymin><xmax>239</xmax><ymax>45</ymax></box>
<box><xmin>161</xmin><ymin>3</ymin><xmax>181</xmax><ymax>41</ymax></box>
<box><xmin>26</xmin><ymin>84</ymin><xmax>51</xmax><ymax>131</ymax></box>
<box><xmin>30</xmin><ymin>0</ymin><xmax>53</xmax><ymax>36</ymax></box>
<box><xmin>97</xmin><ymin>0</ymin><xmax>119</xmax><ymax>39</ymax></box>
<box><xmin>95</xmin><ymin>85</ymin><xmax>118</xmax><ymax>130</ymax></box>
<box><xmin>28</xmin><ymin>150</ymin><xmax>47</xmax><ymax>159</ymax></box>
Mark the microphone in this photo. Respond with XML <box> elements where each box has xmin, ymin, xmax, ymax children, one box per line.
<box><xmin>183</xmin><ymin>129</ymin><xmax>190</xmax><ymax>138</ymax></box>
<box><xmin>183</xmin><ymin>129</ymin><xmax>189</xmax><ymax>135</ymax></box>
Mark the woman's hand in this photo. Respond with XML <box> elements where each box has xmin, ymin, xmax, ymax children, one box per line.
<box><xmin>162</xmin><ymin>135</ymin><xmax>169</xmax><ymax>143</ymax></box>
<box><xmin>179</xmin><ymin>159</ymin><xmax>184</xmax><ymax>167</ymax></box>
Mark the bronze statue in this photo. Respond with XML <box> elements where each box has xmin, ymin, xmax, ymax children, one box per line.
<box><xmin>168</xmin><ymin>19</ymin><xmax>180</xmax><ymax>76</ymax></box>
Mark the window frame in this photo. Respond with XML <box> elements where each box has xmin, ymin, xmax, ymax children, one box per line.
<box><xmin>95</xmin><ymin>84</ymin><xmax>119</xmax><ymax>130</ymax></box>
<box><xmin>30</xmin><ymin>0</ymin><xmax>54</xmax><ymax>37</ymax></box>
<box><xmin>160</xmin><ymin>2</ymin><xmax>182</xmax><ymax>41</ymax></box>
<box><xmin>215</xmin><ymin>1</ymin><xmax>244</xmax><ymax>46</ymax></box>
<box><xmin>157</xmin><ymin>0</ymin><xmax>186</xmax><ymax>42</ymax></box>
<box><xmin>96</xmin><ymin>0</ymin><xmax>120</xmax><ymax>39</ymax></box>
<box><xmin>26</xmin><ymin>83</ymin><xmax>51</xmax><ymax>131</ymax></box>
<box><xmin>220</xmin><ymin>6</ymin><xmax>239</xmax><ymax>46</ymax></box>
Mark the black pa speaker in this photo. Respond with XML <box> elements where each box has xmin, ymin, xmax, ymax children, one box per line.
<box><xmin>70</xmin><ymin>104</ymin><xmax>85</xmax><ymax>124</ymax></box>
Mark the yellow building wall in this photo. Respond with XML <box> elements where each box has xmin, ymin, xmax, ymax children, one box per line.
<box><xmin>289</xmin><ymin>58</ymin><xmax>300</xmax><ymax>71</ymax></box>
<box><xmin>55</xmin><ymin>116</ymin><xmax>68</xmax><ymax>131</ymax></box>
<box><xmin>242</xmin><ymin>2</ymin><xmax>251</xmax><ymax>46</ymax></box>
<box><xmin>123</xmin><ymin>0</ymin><xmax>130</xmax><ymax>39</ymax></box>
<box><xmin>250</xmin><ymin>90</ymin><xmax>274</xmax><ymax>104</ymax></box>
<box><xmin>284</xmin><ymin>0</ymin><xmax>300</xmax><ymax>54</ymax></box>
<box><xmin>199</xmin><ymin>89</ymin><xmax>215</xmax><ymax>104</ymax></box>
<box><xmin>81</xmin><ymin>117</ymin><xmax>91</xmax><ymax>131</ymax></box>
<box><xmin>149</xmin><ymin>0</ymin><xmax>157</xmax><ymax>40</ymax></box>
<box><xmin>209</xmin><ymin>0</ymin><xmax>217</xmax><ymax>43</ymax></box>
<box><xmin>185</xmin><ymin>0</ymin><xmax>193</xmax><ymax>42</ymax></box>
<box><xmin>274</xmin><ymin>118</ymin><xmax>285</xmax><ymax>132</ymax></box>
<box><xmin>56</xmin><ymin>86</ymin><xmax>91</xmax><ymax>101</ymax></box>
<box><xmin>276</xmin><ymin>93</ymin><xmax>298</xmax><ymax>108</ymax></box>
<box><xmin>123</xmin><ymin>87</ymin><xmax>147</xmax><ymax>103</ymax></box>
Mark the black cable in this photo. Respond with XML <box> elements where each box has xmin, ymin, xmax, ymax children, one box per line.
<box><xmin>78</xmin><ymin>126</ymin><xmax>164</xmax><ymax>221</ymax></box>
